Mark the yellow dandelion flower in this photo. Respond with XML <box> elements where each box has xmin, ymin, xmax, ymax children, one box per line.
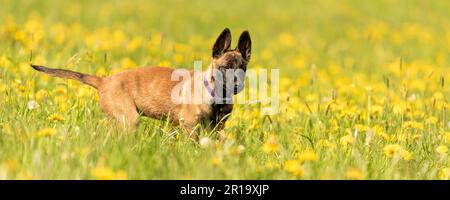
<box><xmin>0</xmin><ymin>83</ymin><xmax>7</xmax><ymax>92</ymax></box>
<box><xmin>402</xmin><ymin>121</ymin><xmax>424</xmax><ymax>130</ymax></box>
<box><xmin>126</xmin><ymin>36</ymin><xmax>143</xmax><ymax>52</ymax></box>
<box><xmin>444</xmin><ymin>132</ymin><xmax>450</xmax><ymax>144</ymax></box>
<box><xmin>317</xmin><ymin>139</ymin><xmax>336</xmax><ymax>149</ymax></box>
<box><xmin>48</xmin><ymin>113</ymin><xmax>65</xmax><ymax>122</ymax></box>
<box><xmin>211</xmin><ymin>157</ymin><xmax>222</xmax><ymax>167</ymax></box>
<box><xmin>59</xmin><ymin>103</ymin><xmax>68</xmax><ymax>113</ymax></box>
<box><xmin>36</xmin><ymin>127</ymin><xmax>57</xmax><ymax>137</ymax></box>
<box><xmin>17</xmin><ymin>172</ymin><xmax>35</xmax><ymax>180</ymax></box>
<box><xmin>354</xmin><ymin>124</ymin><xmax>369</xmax><ymax>132</ymax></box>
<box><xmin>91</xmin><ymin>167</ymin><xmax>116</xmax><ymax>180</ymax></box>
<box><xmin>3</xmin><ymin>159</ymin><xmax>19</xmax><ymax>172</ymax></box>
<box><xmin>426</xmin><ymin>116</ymin><xmax>438</xmax><ymax>124</ymax></box>
<box><xmin>340</xmin><ymin>135</ymin><xmax>354</xmax><ymax>146</ymax></box>
<box><xmin>54</xmin><ymin>86</ymin><xmax>67</xmax><ymax>95</ymax></box>
<box><xmin>400</xmin><ymin>150</ymin><xmax>413</xmax><ymax>161</ymax></box>
<box><xmin>298</xmin><ymin>150</ymin><xmax>318</xmax><ymax>162</ymax></box>
<box><xmin>383</xmin><ymin>144</ymin><xmax>402</xmax><ymax>157</ymax></box>
<box><xmin>439</xmin><ymin>168</ymin><xmax>450</xmax><ymax>180</ymax></box>
<box><xmin>262</xmin><ymin>136</ymin><xmax>280</xmax><ymax>153</ymax></box>
<box><xmin>115</xmin><ymin>170</ymin><xmax>128</xmax><ymax>180</ymax></box>
<box><xmin>284</xmin><ymin>160</ymin><xmax>303</xmax><ymax>177</ymax></box>
<box><xmin>436</xmin><ymin>145</ymin><xmax>448</xmax><ymax>155</ymax></box>
<box><xmin>265</xmin><ymin>162</ymin><xmax>280</xmax><ymax>170</ymax></box>
<box><xmin>346</xmin><ymin>169</ymin><xmax>364</xmax><ymax>180</ymax></box>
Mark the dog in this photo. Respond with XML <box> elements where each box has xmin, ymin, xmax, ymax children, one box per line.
<box><xmin>31</xmin><ymin>28</ymin><xmax>251</xmax><ymax>139</ymax></box>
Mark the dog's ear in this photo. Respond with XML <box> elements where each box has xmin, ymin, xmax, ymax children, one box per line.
<box><xmin>237</xmin><ymin>31</ymin><xmax>251</xmax><ymax>61</ymax></box>
<box><xmin>212</xmin><ymin>28</ymin><xmax>232</xmax><ymax>58</ymax></box>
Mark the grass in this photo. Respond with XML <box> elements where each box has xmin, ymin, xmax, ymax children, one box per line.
<box><xmin>1</xmin><ymin>0</ymin><xmax>450</xmax><ymax>179</ymax></box>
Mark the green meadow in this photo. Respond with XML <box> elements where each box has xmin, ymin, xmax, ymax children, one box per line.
<box><xmin>1</xmin><ymin>0</ymin><xmax>450</xmax><ymax>179</ymax></box>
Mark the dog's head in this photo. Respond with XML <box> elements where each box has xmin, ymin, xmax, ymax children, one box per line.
<box><xmin>210</xmin><ymin>28</ymin><xmax>251</xmax><ymax>95</ymax></box>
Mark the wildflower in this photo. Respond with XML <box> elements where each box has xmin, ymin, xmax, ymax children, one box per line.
<box><xmin>17</xmin><ymin>172</ymin><xmax>35</xmax><ymax>180</ymax></box>
<box><xmin>126</xmin><ymin>36</ymin><xmax>143</xmax><ymax>52</ymax></box>
<box><xmin>35</xmin><ymin>89</ymin><xmax>48</xmax><ymax>102</ymax></box>
<box><xmin>262</xmin><ymin>136</ymin><xmax>280</xmax><ymax>153</ymax></box>
<box><xmin>211</xmin><ymin>157</ymin><xmax>222</xmax><ymax>167</ymax></box>
<box><xmin>3</xmin><ymin>159</ymin><xmax>19</xmax><ymax>172</ymax></box>
<box><xmin>115</xmin><ymin>170</ymin><xmax>128</xmax><ymax>180</ymax></box>
<box><xmin>91</xmin><ymin>167</ymin><xmax>116</xmax><ymax>180</ymax></box>
<box><xmin>402</xmin><ymin>121</ymin><xmax>424</xmax><ymax>130</ymax></box>
<box><xmin>439</xmin><ymin>168</ymin><xmax>450</xmax><ymax>180</ymax></box>
<box><xmin>444</xmin><ymin>132</ymin><xmax>450</xmax><ymax>144</ymax></box>
<box><xmin>298</xmin><ymin>150</ymin><xmax>318</xmax><ymax>162</ymax></box>
<box><xmin>27</xmin><ymin>100</ymin><xmax>40</xmax><ymax>110</ymax></box>
<box><xmin>265</xmin><ymin>162</ymin><xmax>280</xmax><ymax>169</ymax></box>
<box><xmin>400</xmin><ymin>150</ymin><xmax>413</xmax><ymax>161</ymax></box>
<box><xmin>36</xmin><ymin>127</ymin><xmax>57</xmax><ymax>137</ymax></box>
<box><xmin>199</xmin><ymin>137</ymin><xmax>213</xmax><ymax>148</ymax></box>
<box><xmin>284</xmin><ymin>160</ymin><xmax>303</xmax><ymax>177</ymax></box>
<box><xmin>345</xmin><ymin>169</ymin><xmax>364</xmax><ymax>180</ymax></box>
<box><xmin>426</xmin><ymin>116</ymin><xmax>438</xmax><ymax>124</ymax></box>
<box><xmin>59</xmin><ymin>103</ymin><xmax>68</xmax><ymax>113</ymax></box>
<box><xmin>317</xmin><ymin>139</ymin><xmax>336</xmax><ymax>149</ymax></box>
<box><xmin>340</xmin><ymin>135</ymin><xmax>354</xmax><ymax>146</ymax></box>
<box><xmin>354</xmin><ymin>124</ymin><xmax>369</xmax><ymax>132</ymax></box>
<box><xmin>0</xmin><ymin>83</ymin><xmax>7</xmax><ymax>92</ymax></box>
<box><xmin>383</xmin><ymin>144</ymin><xmax>402</xmax><ymax>157</ymax></box>
<box><xmin>237</xmin><ymin>145</ymin><xmax>246</xmax><ymax>154</ymax></box>
<box><xmin>48</xmin><ymin>113</ymin><xmax>65</xmax><ymax>122</ymax></box>
<box><xmin>54</xmin><ymin>86</ymin><xmax>67</xmax><ymax>95</ymax></box>
<box><xmin>436</xmin><ymin>145</ymin><xmax>448</xmax><ymax>155</ymax></box>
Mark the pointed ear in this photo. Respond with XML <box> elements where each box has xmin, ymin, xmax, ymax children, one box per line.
<box><xmin>212</xmin><ymin>28</ymin><xmax>232</xmax><ymax>58</ymax></box>
<box><xmin>237</xmin><ymin>30</ymin><xmax>251</xmax><ymax>61</ymax></box>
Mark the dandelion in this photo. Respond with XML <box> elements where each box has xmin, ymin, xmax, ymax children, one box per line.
<box><xmin>3</xmin><ymin>159</ymin><xmax>19</xmax><ymax>172</ymax></box>
<box><xmin>54</xmin><ymin>86</ymin><xmax>67</xmax><ymax>95</ymax></box>
<box><xmin>439</xmin><ymin>168</ymin><xmax>450</xmax><ymax>180</ymax></box>
<box><xmin>115</xmin><ymin>170</ymin><xmax>128</xmax><ymax>180</ymax></box>
<box><xmin>426</xmin><ymin>116</ymin><xmax>438</xmax><ymax>124</ymax></box>
<box><xmin>237</xmin><ymin>145</ymin><xmax>246</xmax><ymax>154</ymax></box>
<box><xmin>298</xmin><ymin>150</ymin><xmax>318</xmax><ymax>162</ymax></box>
<box><xmin>436</xmin><ymin>145</ymin><xmax>448</xmax><ymax>155</ymax></box>
<box><xmin>444</xmin><ymin>132</ymin><xmax>450</xmax><ymax>144</ymax></box>
<box><xmin>354</xmin><ymin>124</ymin><xmax>369</xmax><ymax>132</ymax></box>
<box><xmin>35</xmin><ymin>89</ymin><xmax>48</xmax><ymax>102</ymax></box>
<box><xmin>265</xmin><ymin>162</ymin><xmax>280</xmax><ymax>169</ymax></box>
<box><xmin>0</xmin><ymin>83</ymin><xmax>7</xmax><ymax>92</ymax></box>
<box><xmin>317</xmin><ymin>139</ymin><xmax>336</xmax><ymax>149</ymax></box>
<box><xmin>211</xmin><ymin>157</ymin><xmax>222</xmax><ymax>167</ymax></box>
<box><xmin>91</xmin><ymin>167</ymin><xmax>128</xmax><ymax>180</ymax></box>
<box><xmin>346</xmin><ymin>169</ymin><xmax>364</xmax><ymax>180</ymax></box>
<box><xmin>36</xmin><ymin>127</ymin><xmax>57</xmax><ymax>137</ymax></box>
<box><xmin>262</xmin><ymin>136</ymin><xmax>280</xmax><ymax>153</ymax></box>
<box><xmin>48</xmin><ymin>113</ymin><xmax>65</xmax><ymax>122</ymax></box>
<box><xmin>91</xmin><ymin>167</ymin><xmax>116</xmax><ymax>180</ymax></box>
<box><xmin>402</xmin><ymin>121</ymin><xmax>424</xmax><ymax>130</ymax></box>
<box><xmin>284</xmin><ymin>160</ymin><xmax>303</xmax><ymax>177</ymax></box>
<box><xmin>340</xmin><ymin>135</ymin><xmax>354</xmax><ymax>146</ymax></box>
<box><xmin>17</xmin><ymin>172</ymin><xmax>35</xmax><ymax>180</ymax></box>
<box><xmin>383</xmin><ymin>144</ymin><xmax>402</xmax><ymax>157</ymax></box>
<box><xmin>400</xmin><ymin>150</ymin><xmax>413</xmax><ymax>161</ymax></box>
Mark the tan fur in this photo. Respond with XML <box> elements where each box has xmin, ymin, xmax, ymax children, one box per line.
<box><xmin>31</xmin><ymin>28</ymin><xmax>251</xmax><ymax>139</ymax></box>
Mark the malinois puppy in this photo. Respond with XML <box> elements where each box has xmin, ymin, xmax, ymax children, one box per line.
<box><xmin>31</xmin><ymin>28</ymin><xmax>251</xmax><ymax>139</ymax></box>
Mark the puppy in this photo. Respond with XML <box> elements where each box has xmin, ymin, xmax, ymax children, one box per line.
<box><xmin>31</xmin><ymin>28</ymin><xmax>251</xmax><ymax>139</ymax></box>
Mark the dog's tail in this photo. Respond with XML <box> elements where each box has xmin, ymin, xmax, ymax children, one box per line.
<box><xmin>30</xmin><ymin>64</ymin><xmax>103</xmax><ymax>89</ymax></box>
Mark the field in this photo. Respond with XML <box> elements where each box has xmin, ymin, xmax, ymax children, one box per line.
<box><xmin>1</xmin><ymin>0</ymin><xmax>450</xmax><ymax>179</ymax></box>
